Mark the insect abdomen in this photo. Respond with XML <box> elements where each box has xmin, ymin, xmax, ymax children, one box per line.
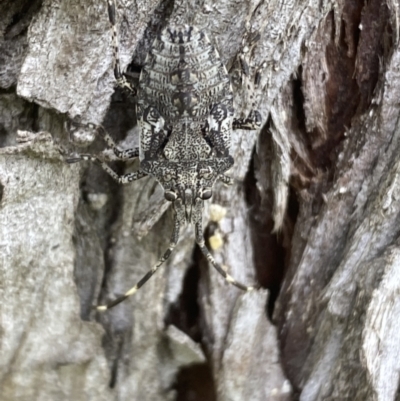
<box><xmin>137</xmin><ymin>24</ymin><xmax>233</xmax><ymax>124</ymax></box>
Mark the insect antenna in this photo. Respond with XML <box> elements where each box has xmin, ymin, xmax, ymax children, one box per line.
<box><xmin>97</xmin><ymin>218</ymin><xmax>181</xmax><ymax>311</ymax></box>
<box><xmin>194</xmin><ymin>222</ymin><xmax>255</xmax><ymax>292</ymax></box>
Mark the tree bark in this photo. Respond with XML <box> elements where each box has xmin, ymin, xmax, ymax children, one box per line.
<box><xmin>0</xmin><ymin>0</ymin><xmax>398</xmax><ymax>400</ymax></box>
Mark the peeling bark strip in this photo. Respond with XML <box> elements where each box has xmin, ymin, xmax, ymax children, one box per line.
<box><xmin>0</xmin><ymin>0</ymin><xmax>399</xmax><ymax>400</ymax></box>
<box><xmin>275</xmin><ymin>1</ymin><xmax>400</xmax><ymax>401</ymax></box>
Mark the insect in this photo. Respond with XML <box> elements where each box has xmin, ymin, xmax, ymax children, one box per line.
<box><xmin>67</xmin><ymin>0</ymin><xmax>261</xmax><ymax>310</ymax></box>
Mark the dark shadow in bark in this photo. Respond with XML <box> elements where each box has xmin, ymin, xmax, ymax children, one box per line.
<box><xmin>244</xmin><ymin>152</ymin><xmax>288</xmax><ymax>318</ymax></box>
<box><xmin>173</xmin><ymin>363</ymin><xmax>217</xmax><ymax>401</ymax></box>
<box><xmin>165</xmin><ymin>252</ymin><xmax>202</xmax><ymax>343</ymax></box>
<box><xmin>3</xmin><ymin>0</ymin><xmax>43</xmax><ymax>39</ymax></box>
<box><xmin>165</xmin><ymin>249</ymin><xmax>217</xmax><ymax>400</ymax></box>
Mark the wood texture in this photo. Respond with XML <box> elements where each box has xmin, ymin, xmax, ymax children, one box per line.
<box><xmin>0</xmin><ymin>0</ymin><xmax>398</xmax><ymax>400</ymax></box>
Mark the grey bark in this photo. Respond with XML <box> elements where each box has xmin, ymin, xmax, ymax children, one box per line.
<box><xmin>0</xmin><ymin>0</ymin><xmax>398</xmax><ymax>401</ymax></box>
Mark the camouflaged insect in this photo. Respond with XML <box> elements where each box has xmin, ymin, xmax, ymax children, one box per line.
<box><xmin>68</xmin><ymin>0</ymin><xmax>261</xmax><ymax>310</ymax></box>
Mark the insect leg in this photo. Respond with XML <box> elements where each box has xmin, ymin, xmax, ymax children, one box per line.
<box><xmin>68</xmin><ymin>121</ymin><xmax>139</xmax><ymax>160</ymax></box>
<box><xmin>97</xmin><ymin>217</ymin><xmax>181</xmax><ymax>310</ymax></box>
<box><xmin>233</xmin><ymin>110</ymin><xmax>262</xmax><ymax>130</ymax></box>
<box><xmin>194</xmin><ymin>221</ymin><xmax>255</xmax><ymax>292</ymax></box>
<box><xmin>218</xmin><ymin>174</ymin><xmax>234</xmax><ymax>185</ymax></box>
<box><xmin>107</xmin><ymin>0</ymin><xmax>136</xmax><ymax>95</ymax></box>
<box><xmin>66</xmin><ymin>154</ymin><xmax>146</xmax><ymax>184</ymax></box>
<box><xmin>96</xmin><ymin>125</ymin><xmax>139</xmax><ymax>160</ymax></box>
<box><xmin>234</xmin><ymin>29</ymin><xmax>263</xmax><ymax>131</ymax></box>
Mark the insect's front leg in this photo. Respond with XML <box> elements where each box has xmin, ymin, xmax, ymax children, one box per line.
<box><xmin>107</xmin><ymin>0</ymin><xmax>136</xmax><ymax>96</ymax></box>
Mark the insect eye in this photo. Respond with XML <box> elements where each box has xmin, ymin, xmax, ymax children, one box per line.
<box><xmin>164</xmin><ymin>190</ymin><xmax>178</xmax><ymax>202</ymax></box>
<box><xmin>199</xmin><ymin>188</ymin><xmax>212</xmax><ymax>200</ymax></box>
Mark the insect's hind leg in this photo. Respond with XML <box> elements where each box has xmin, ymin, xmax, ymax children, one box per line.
<box><xmin>96</xmin><ymin>218</ymin><xmax>181</xmax><ymax>311</ymax></box>
<box><xmin>107</xmin><ymin>0</ymin><xmax>136</xmax><ymax>95</ymax></box>
<box><xmin>195</xmin><ymin>221</ymin><xmax>256</xmax><ymax>291</ymax></box>
<box><xmin>234</xmin><ymin>31</ymin><xmax>263</xmax><ymax>131</ymax></box>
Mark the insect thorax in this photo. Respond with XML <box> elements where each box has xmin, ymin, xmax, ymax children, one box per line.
<box><xmin>141</xmin><ymin>156</ymin><xmax>233</xmax><ymax>223</ymax></box>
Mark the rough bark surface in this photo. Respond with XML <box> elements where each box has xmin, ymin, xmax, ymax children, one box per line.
<box><xmin>0</xmin><ymin>0</ymin><xmax>399</xmax><ymax>400</ymax></box>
